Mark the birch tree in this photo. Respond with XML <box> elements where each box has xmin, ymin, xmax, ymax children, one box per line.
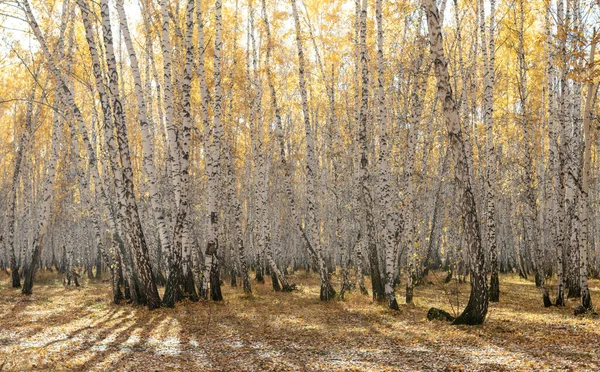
<box><xmin>424</xmin><ymin>0</ymin><xmax>488</xmax><ymax>325</ymax></box>
<box><xmin>374</xmin><ymin>0</ymin><xmax>399</xmax><ymax>310</ymax></box>
<box><xmin>202</xmin><ymin>0</ymin><xmax>224</xmax><ymax>301</ymax></box>
<box><xmin>480</xmin><ymin>0</ymin><xmax>499</xmax><ymax>303</ymax></box>
<box><xmin>5</xmin><ymin>94</ymin><xmax>34</xmax><ymax>289</ymax></box>
<box><xmin>357</xmin><ymin>0</ymin><xmax>385</xmax><ymax>302</ymax></box>
<box><xmin>290</xmin><ymin>0</ymin><xmax>335</xmax><ymax>300</ymax></box>
<box><xmin>578</xmin><ymin>35</ymin><xmax>597</xmax><ymax>311</ymax></box>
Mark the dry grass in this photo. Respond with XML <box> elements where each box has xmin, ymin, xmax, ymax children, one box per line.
<box><xmin>0</xmin><ymin>270</ymin><xmax>599</xmax><ymax>371</ymax></box>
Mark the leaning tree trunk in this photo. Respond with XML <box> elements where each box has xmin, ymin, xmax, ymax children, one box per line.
<box><xmin>78</xmin><ymin>0</ymin><xmax>137</xmax><ymax>302</ymax></box>
<box><xmin>424</xmin><ymin>0</ymin><xmax>488</xmax><ymax>325</ymax></box>
<box><xmin>115</xmin><ymin>0</ymin><xmax>176</xmax><ymax>303</ymax></box>
<box><xmin>81</xmin><ymin>0</ymin><xmax>139</xmax><ymax>302</ymax></box>
<box><xmin>98</xmin><ymin>0</ymin><xmax>161</xmax><ymax>309</ymax></box>
<box><xmin>23</xmin><ymin>0</ymin><xmax>136</xmax><ymax>305</ymax></box>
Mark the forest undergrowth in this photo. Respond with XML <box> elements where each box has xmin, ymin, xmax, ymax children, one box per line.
<box><xmin>1</xmin><ymin>271</ymin><xmax>599</xmax><ymax>371</ymax></box>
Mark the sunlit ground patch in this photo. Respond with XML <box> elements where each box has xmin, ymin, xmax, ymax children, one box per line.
<box><xmin>0</xmin><ymin>271</ymin><xmax>598</xmax><ymax>371</ymax></box>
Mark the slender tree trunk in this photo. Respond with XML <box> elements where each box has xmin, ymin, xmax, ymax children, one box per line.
<box><xmin>566</xmin><ymin>0</ymin><xmax>583</xmax><ymax>300</ymax></box>
<box><xmin>203</xmin><ymin>0</ymin><xmax>224</xmax><ymax>301</ymax></box>
<box><xmin>579</xmin><ymin>36</ymin><xmax>597</xmax><ymax>310</ymax></box>
<box><xmin>221</xmin><ymin>0</ymin><xmax>251</xmax><ymax>295</ymax></box>
<box><xmin>158</xmin><ymin>0</ymin><xmax>184</xmax><ymax>305</ymax></box>
<box><xmin>173</xmin><ymin>0</ymin><xmax>199</xmax><ymax>303</ymax></box>
<box><xmin>374</xmin><ymin>0</ymin><xmax>399</xmax><ymax>310</ymax></box>
<box><xmin>424</xmin><ymin>0</ymin><xmax>488</xmax><ymax>325</ymax></box>
<box><xmin>290</xmin><ymin>0</ymin><xmax>335</xmax><ymax>301</ymax></box>
<box><xmin>405</xmin><ymin>27</ymin><xmax>428</xmax><ymax>304</ymax></box>
<box><xmin>21</xmin><ymin>92</ymin><xmax>61</xmax><ymax>294</ymax></box>
<box><xmin>356</xmin><ymin>0</ymin><xmax>385</xmax><ymax>302</ymax></box>
<box><xmin>99</xmin><ymin>0</ymin><xmax>161</xmax><ymax>309</ymax></box>
<box><xmin>5</xmin><ymin>97</ymin><xmax>34</xmax><ymax>289</ymax></box>
<box><xmin>514</xmin><ymin>0</ymin><xmax>552</xmax><ymax>307</ymax></box>
<box><xmin>115</xmin><ymin>0</ymin><xmax>175</xmax><ymax>303</ymax></box>
<box><xmin>554</xmin><ymin>0</ymin><xmax>569</xmax><ymax>306</ymax></box>
<box><xmin>77</xmin><ymin>0</ymin><xmax>135</xmax><ymax>302</ymax></box>
<box><xmin>480</xmin><ymin>0</ymin><xmax>500</xmax><ymax>303</ymax></box>
<box><xmin>21</xmin><ymin>0</ymin><xmax>75</xmax><ymax>294</ymax></box>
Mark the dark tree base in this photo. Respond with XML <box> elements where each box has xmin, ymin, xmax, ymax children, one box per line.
<box><xmin>123</xmin><ymin>278</ymin><xmax>131</xmax><ymax>301</ymax></box>
<box><xmin>534</xmin><ymin>272</ymin><xmax>541</xmax><ymax>287</ymax></box>
<box><xmin>183</xmin><ymin>271</ymin><xmax>199</xmax><ymax>302</ymax></box>
<box><xmin>387</xmin><ymin>296</ymin><xmax>399</xmax><ymax>310</ymax></box>
<box><xmin>359</xmin><ymin>282</ymin><xmax>368</xmax><ymax>296</ymax></box>
<box><xmin>444</xmin><ymin>270</ymin><xmax>453</xmax><ymax>283</ymax></box>
<box><xmin>567</xmin><ymin>275</ymin><xmax>581</xmax><ymax>298</ymax></box>
<box><xmin>581</xmin><ymin>291</ymin><xmax>592</xmax><ymax>311</ymax></box>
<box><xmin>406</xmin><ymin>286</ymin><xmax>414</xmax><ymax>304</ymax></box>
<box><xmin>555</xmin><ymin>292</ymin><xmax>565</xmax><ymax>307</ymax></box>
<box><xmin>452</xmin><ymin>312</ymin><xmax>485</xmax><ymax>325</ymax></box>
<box><xmin>369</xmin><ymin>271</ymin><xmax>385</xmax><ymax>303</ymax></box>
<box><xmin>230</xmin><ymin>270</ymin><xmax>237</xmax><ymax>287</ymax></box>
<box><xmin>339</xmin><ymin>280</ymin><xmax>352</xmax><ymax>299</ymax></box>
<box><xmin>154</xmin><ymin>270</ymin><xmax>167</xmax><ymax>287</ymax></box>
<box><xmin>255</xmin><ymin>269</ymin><xmax>264</xmax><ymax>283</ymax></box>
<box><xmin>163</xmin><ymin>270</ymin><xmax>184</xmax><ymax>308</ymax></box>
<box><xmin>271</xmin><ymin>271</ymin><xmax>282</xmax><ymax>291</ymax></box>
<box><xmin>320</xmin><ymin>281</ymin><xmax>336</xmax><ymax>301</ymax></box>
<box><xmin>21</xmin><ymin>264</ymin><xmax>36</xmax><ymax>295</ymax></box>
<box><xmin>281</xmin><ymin>284</ymin><xmax>296</xmax><ymax>292</ymax></box>
<box><xmin>210</xmin><ymin>261</ymin><xmax>223</xmax><ymax>301</ymax></box>
<box><xmin>573</xmin><ymin>301</ymin><xmax>596</xmax><ymax>316</ymax></box>
<box><xmin>542</xmin><ymin>293</ymin><xmax>552</xmax><ymax>307</ymax></box>
<box><xmin>489</xmin><ymin>274</ymin><xmax>500</xmax><ymax>302</ymax></box>
<box><xmin>567</xmin><ymin>287</ymin><xmax>581</xmax><ymax>299</ymax></box>
<box><xmin>241</xmin><ymin>272</ymin><xmax>252</xmax><ymax>295</ymax></box>
<box><xmin>452</xmin><ymin>298</ymin><xmax>488</xmax><ymax>325</ymax></box>
<box><xmin>11</xmin><ymin>268</ymin><xmax>21</xmax><ymax>288</ymax></box>
<box><xmin>112</xmin><ymin>272</ymin><xmax>124</xmax><ymax>304</ymax></box>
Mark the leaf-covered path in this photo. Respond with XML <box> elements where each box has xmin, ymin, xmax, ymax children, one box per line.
<box><xmin>1</xmin><ymin>272</ymin><xmax>599</xmax><ymax>371</ymax></box>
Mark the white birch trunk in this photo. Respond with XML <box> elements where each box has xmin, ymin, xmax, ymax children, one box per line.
<box><xmin>424</xmin><ymin>0</ymin><xmax>488</xmax><ymax>325</ymax></box>
<box><xmin>290</xmin><ymin>0</ymin><xmax>335</xmax><ymax>300</ymax></box>
<box><xmin>374</xmin><ymin>0</ymin><xmax>399</xmax><ymax>310</ymax></box>
<box><xmin>578</xmin><ymin>37</ymin><xmax>597</xmax><ymax>310</ymax></box>
<box><xmin>202</xmin><ymin>0</ymin><xmax>224</xmax><ymax>301</ymax></box>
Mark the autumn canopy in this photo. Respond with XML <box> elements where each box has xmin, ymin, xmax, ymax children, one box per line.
<box><xmin>0</xmin><ymin>0</ymin><xmax>599</xmax><ymax>369</ymax></box>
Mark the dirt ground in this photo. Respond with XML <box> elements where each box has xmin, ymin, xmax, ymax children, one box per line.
<box><xmin>0</xmin><ymin>270</ymin><xmax>599</xmax><ymax>371</ymax></box>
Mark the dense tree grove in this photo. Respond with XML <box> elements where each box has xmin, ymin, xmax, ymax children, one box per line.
<box><xmin>1</xmin><ymin>0</ymin><xmax>599</xmax><ymax>325</ymax></box>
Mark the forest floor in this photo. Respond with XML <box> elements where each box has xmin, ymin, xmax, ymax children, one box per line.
<box><xmin>0</xmin><ymin>271</ymin><xmax>599</xmax><ymax>371</ymax></box>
